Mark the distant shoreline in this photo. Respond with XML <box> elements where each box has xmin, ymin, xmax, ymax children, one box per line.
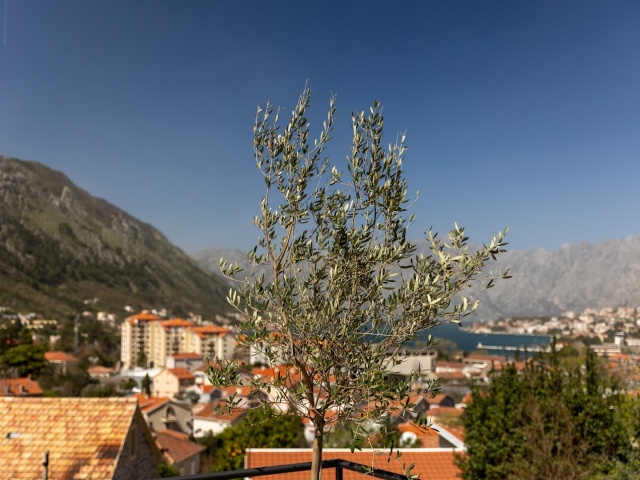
<box><xmin>461</xmin><ymin>327</ymin><xmax>550</xmax><ymax>338</ymax></box>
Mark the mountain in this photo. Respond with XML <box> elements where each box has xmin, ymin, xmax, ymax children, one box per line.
<box><xmin>193</xmin><ymin>237</ymin><xmax>640</xmax><ymax>321</ymax></box>
<box><xmin>0</xmin><ymin>155</ymin><xmax>230</xmax><ymax>318</ymax></box>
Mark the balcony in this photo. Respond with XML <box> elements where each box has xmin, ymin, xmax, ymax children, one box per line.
<box><xmin>153</xmin><ymin>459</ymin><xmax>411</xmax><ymax>480</ymax></box>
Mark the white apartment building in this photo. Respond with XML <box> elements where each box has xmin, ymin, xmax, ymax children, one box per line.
<box><xmin>121</xmin><ymin>312</ymin><xmax>236</xmax><ymax>370</ymax></box>
<box><xmin>189</xmin><ymin>325</ymin><xmax>235</xmax><ymax>360</ymax></box>
<box><xmin>120</xmin><ymin>311</ymin><xmax>163</xmax><ymax>370</ymax></box>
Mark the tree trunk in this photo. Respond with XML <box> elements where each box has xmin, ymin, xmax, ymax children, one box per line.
<box><xmin>310</xmin><ymin>418</ymin><xmax>324</xmax><ymax>480</ymax></box>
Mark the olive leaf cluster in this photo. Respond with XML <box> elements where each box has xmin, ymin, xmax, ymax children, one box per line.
<box><xmin>215</xmin><ymin>86</ymin><xmax>508</xmax><ymax>479</ymax></box>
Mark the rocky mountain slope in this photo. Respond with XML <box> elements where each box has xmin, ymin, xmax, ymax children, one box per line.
<box><xmin>193</xmin><ymin>236</ymin><xmax>640</xmax><ymax>322</ymax></box>
<box><xmin>0</xmin><ymin>155</ymin><xmax>229</xmax><ymax>318</ymax></box>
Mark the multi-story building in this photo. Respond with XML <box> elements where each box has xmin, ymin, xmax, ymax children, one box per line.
<box><xmin>189</xmin><ymin>325</ymin><xmax>235</xmax><ymax>361</ymax></box>
<box><xmin>150</xmin><ymin>319</ymin><xmax>195</xmax><ymax>369</ymax></box>
<box><xmin>121</xmin><ymin>312</ymin><xmax>236</xmax><ymax>370</ymax></box>
<box><xmin>121</xmin><ymin>311</ymin><xmax>163</xmax><ymax>370</ymax></box>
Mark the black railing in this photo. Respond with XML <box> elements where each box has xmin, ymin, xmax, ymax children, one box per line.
<box><xmin>153</xmin><ymin>459</ymin><xmax>410</xmax><ymax>480</ymax></box>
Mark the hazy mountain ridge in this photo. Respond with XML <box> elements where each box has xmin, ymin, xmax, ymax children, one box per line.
<box><xmin>0</xmin><ymin>155</ymin><xmax>230</xmax><ymax>318</ymax></box>
<box><xmin>193</xmin><ymin>236</ymin><xmax>640</xmax><ymax>322</ymax></box>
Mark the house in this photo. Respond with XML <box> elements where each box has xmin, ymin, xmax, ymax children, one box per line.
<box><xmin>244</xmin><ymin>447</ymin><xmax>462</xmax><ymax>480</ymax></box>
<box><xmin>184</xmin><ymin>383</ymin><xmax>220</xmax><ymax>404</ymax></box>
<box><xmin>132</xmin><ymin>393</ymin><xmax>193</xmax><ymax>435</ymax></box>
<box><xmin>88</xmin><ymin>365</ymin><xmax>117</xmax><ymax>379</ymax></box>
<box><xmin>192</xmin><ymin>401</ymin><xmax>248</xmax><ymax>437</ymax></box>
<box><xmin>388</xmin><ymin>347</ymin><xmax>437</xmax><ymax>377</ymax></box>
<box><xmin>0</xmin><ymin>376</ymin><xmax>43</xmax><ymax>396</ymax></box>
<box><xmin>155</xmin><ymin>429</ymin><xmax>206</xmax><ymax>476</ymax></box>
<box><xmin>251</xmin><ymin>365</ymin><xmax>303</xmax><ymax>413</ymax></box>
<box><xmin>426</xmin><ymin>393</ymin><xmax>456</xmax><ymax>409</ymax></box>
<box><xmin>44</xmin><ymin>351</ymin><xmax>80</xmax><ymax>374</ymax></box>
<box><xmin>0</xmin><ymin>397</ymin><xmax>162</xmax><ymax>479</ymax></box>
<box><xmin>152</xmin><ymin>368</ymin><xmax>196</xmax><ymax>398</ymax></box>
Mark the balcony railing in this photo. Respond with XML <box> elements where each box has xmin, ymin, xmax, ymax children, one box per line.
<box><xmin>152</xmin><ymin>459</ymin><xmax>410</xmax><ymax>480</ymax></box>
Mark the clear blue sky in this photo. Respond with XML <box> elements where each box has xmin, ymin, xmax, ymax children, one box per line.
<box><xmin>1</xmin><ymin>1</ymin><xmax>638</xmax><ymax>254</ymax></box>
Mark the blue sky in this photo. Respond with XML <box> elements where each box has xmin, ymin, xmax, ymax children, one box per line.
<box><xmin>1</xmin><ymin>1</ymin><xmax>638</xmax><ymax>254</ymax></box>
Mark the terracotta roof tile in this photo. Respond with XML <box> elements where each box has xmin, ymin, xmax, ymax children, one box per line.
<box><xmin>155</xmin><ymin>429</ymin><xmax>205</xmax><ymax>464</ymax></box>
<box><xmin>131</xmin><ymin>393</ymin><xmax>171</xmax><ymax>413</ymax></box>
<box><xmin>192</xmin><ymin>325</ymin><xmax>233</xmax><ymax>338</ymax></box>
<box><xmin>0</xmin><ymin>377</ymin><xmax>43</xmax><ymax>396</ymax></box>
<box><xmin>0</xmin><ymin>397</ymin><xmax>149</xmax><ymax>479</ymax></box>
<box><xmin>167</xmin><ymin>368</ymin><xmax>195</xmax><ymax>380</ymax></box>
<box><xmin>193</xmin><ymin>402</ymin><xmax>248</xmax><ymax>424</ymax></box>
<box><xmin>160</xmin><ymin>319</ymin><xmax>194</xmax><ymax>330</ymax></box>
<box><xmin>44</xmin><ymin>351</ymin><xmax>80</xmax><ymax>363</ymax></box>
<box><xmin>170</xmin><ymin>353</ymin><xmax>204</xmax><ymax>359</ymax></box>
<box><xmin>126</xmin><ymin>312</ymin><xmax>163</xmax><ymax>324</ymax></box>
<box><xmin>245</xmin><ymin>448</ymin><xmax>462</xmax><ymax>480</ymax></box>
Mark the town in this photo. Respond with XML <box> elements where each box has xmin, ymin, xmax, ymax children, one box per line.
<box><xmin>3</xmin><ymin>302</ymin><xmax>639</xmax><ymax>478</ymax></box>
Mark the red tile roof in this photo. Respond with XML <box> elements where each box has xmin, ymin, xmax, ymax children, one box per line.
<box><xmin>427</xmin><ymin>407</ymin><xmax>464</xmax><ymax>418</ymax></box>
<box><xmin>245</xmin><ymin>448</ymin><xmax>462</xmax><ymax>480</ymax></box>
<box><xmin>171</xmin><ymin>352</ymin><xmax>204</xmax><ymax>359</ymax></box>
<box><xmin>0</xmin><ymin>377</ymin><xmax>43</xmax><ymax>396</ymax></box>
<box><xmin>0</xmin><ymin>397</ymin><xmax>160</xmax><ymax>479</ymax></box>
<box><xmin>87</xmin><ymin>365</ymin><xmax>116</xmax><ymax>375</ymax></box>
<box><xmin>126</xmin><ymin>312</ymin><xmax>163</xmax><ymax>324</ymax></box>
<box><xmin>155</xmin><ymin>429</ymin><xmax>205</xmax><ymax>465</ymax></box>
<box><xmin>160</xmin><ymin>318</ymin><xmax>194</xmax><ymax>330</ymax></box>
<box><xmin>193</xmin><ymin>402</ymin><xmax>248</xmax><ymax>424</ymax></box>
<box><xmin>167</xmin><ymin>368</ymin><xmax>196</xmax><ymax>380</ymax></box>
<box><xmin>44</xmin><ymin>351</ymin><xmax>80</xmax><ymax>363</ymax></box>
<box><xmin>131</xmin><ymin>393</ymin><xmax>171</xmax><ymax>413</ymax></box>
<box><xmin>397</xmin><ymin>423</ymin><xmax>441</xmax><ymax>448</ymax></box>
<box><xmin>192</xmin><ymin>325</ymin><xmax>232</xmax><ymax>338</ymax></box>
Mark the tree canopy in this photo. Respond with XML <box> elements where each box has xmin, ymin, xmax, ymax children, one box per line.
<box><xmin>458</xmin><ymin>347</ymin><xmax>633</xmax><ymax>480</ymax></box>
<box><xmin>215</xmin><ymin>86</ymin><xmax>509</xmax><ymax>480</ymax></box>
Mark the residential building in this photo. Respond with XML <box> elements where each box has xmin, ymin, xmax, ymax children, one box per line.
<box><xmin>155</xmin><ymin>429</ymin><xmax>205</xmax><ymax>476</ymax></box>
<box><xmin>120</xmin><ymin>311</ymin><xmax>236</xmax><ymax>370</ymax></box>
<box><xmin>132</xmin><ymin>393</ymin><xmax>193</xmax><ymax>435</ymax></box>
<box><xmin>151</xmin><ymin>319</ymin><xmax>195</xmax><ymax>368</ymax></box>
<box><xmin>0</xmin><ymin>397</ymin><xmax>161</xmax><ymax>480</ymax></box>
<box><xmin>0</xmin><ymin>377</ymin><xmax>43</xmax><ymax>396</ymax></box>
<box><xmin>44</xmin><ymin>351</ymin><xmax>80</xmax><ymax>374</ymax></box>
<box><xmin>88</xmin><ymin>365</ymin><xmax>116</xmax><ymax>379</ymax></box>
<box><xmin>388</xmin><ymin>348</ymin><xmax>437</xmax><ymax>377</ymax></box>
<box><xmin>190</xmin><ymin>325</ymin><xmax>235</xmax><ymax>361</ymax></box>
<box><xmin>120</xmin><ymin>311</ymin><xmax>163</xmax><ymax>370</ymax></box>
<box><xmin>152</xmin><ymin>368</ymin><xmax>195</xmax><ymax>398</ymax></box>
<box><xmin>192</xmin><ymin>402</ymin><xmax>248</xmax><ymax>437</ymax></box>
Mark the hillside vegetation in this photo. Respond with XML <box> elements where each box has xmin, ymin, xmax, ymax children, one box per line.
<box><xmin>0</xmin><ymin>155</ymin><xmax>229</xmax><ymax>318</ymax></box>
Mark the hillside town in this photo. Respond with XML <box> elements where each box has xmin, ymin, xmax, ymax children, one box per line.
<box><xmin>3</xmin><ymin>303</ymin><xmax>640</xmax><ymax>479</ymax></box>
<box><xmin>0</xmin><ymin>308</ymin><xmax>469</xmax><ymax>478</ymax></box>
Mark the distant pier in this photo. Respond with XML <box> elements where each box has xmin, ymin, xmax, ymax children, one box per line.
<box><xmin>477</xmin><ymin>342</ymin><xmax>550</xmax><ymax>353</ymax></box>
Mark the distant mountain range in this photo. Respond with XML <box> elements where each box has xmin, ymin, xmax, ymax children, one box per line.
<box><xmin>0</xmin><ymin>155</ymin><xmax>230</xmax><ymax>319</ymax></box>
<box><xmin>193</xmin><ymin>236</ymin><xmax>640</xmax><ymax>322</ymax></box>
<box><xmin>3</xmin><ymin>154</ymin><xmax>638</xmax><ymax>323</ymax></box>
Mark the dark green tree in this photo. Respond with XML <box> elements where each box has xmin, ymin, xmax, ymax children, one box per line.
<box><xmin>458</xmin><ymin>349</ymin><xmax>632</xmax><ymax>480</ymax></box>
<box><xmin>0</xmin><ymin>343</ymin><xmax>47</xmax><ymax>378</ymax></box>
<box><xmin>199</xmin><ymin>407</ymin><xmax>305</xmax><ymax>472</ymax></box>
<box><xmin>142</xmin><ymin>373</ymin><xmax>152</xmax><ymax>395</ymax></box>
<box><xmin>0</xmin><ymin>319</ymin><xmax>22</xmax><ymax>355</ymax></box>
<box><xmin>156</xmin><ymin>463</ymin><xmax>181</xmax><ymax>477</ymax></box>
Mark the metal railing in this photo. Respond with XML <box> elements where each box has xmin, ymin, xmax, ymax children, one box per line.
<box><xmin>152</xmin><ymin>459</ymin><xmax>410</xmax><ymax>480</ymax></box>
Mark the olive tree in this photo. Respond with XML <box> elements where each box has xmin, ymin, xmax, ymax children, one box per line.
<box><xmin>214</xmin><ymin>86</ymin><xmax>509</xmax><ymax>480</ymax></box>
